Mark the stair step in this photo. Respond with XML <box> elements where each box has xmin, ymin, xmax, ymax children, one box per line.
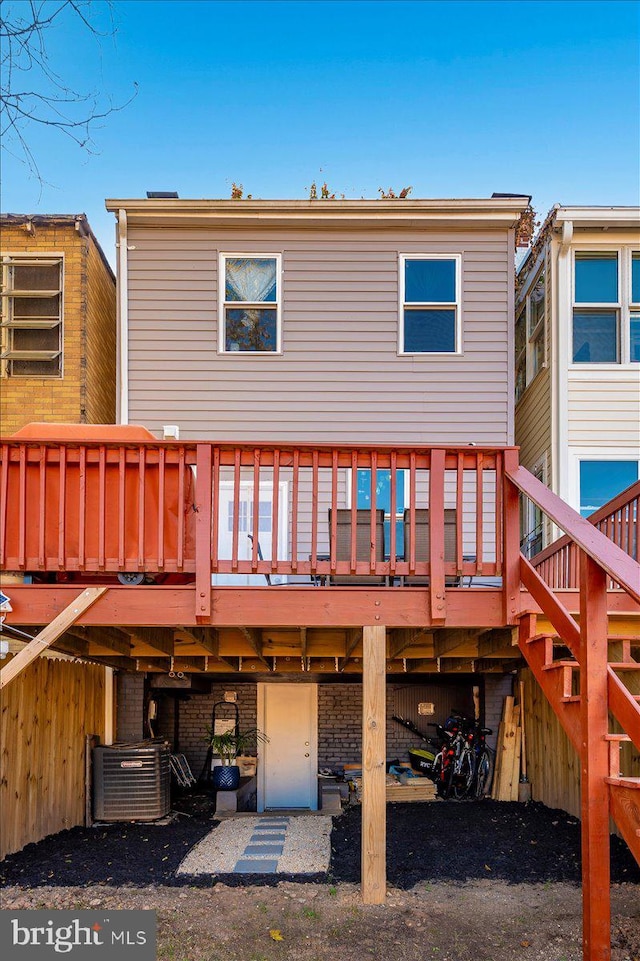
<box><xmin>542</xmin><ymin>660</ymin><xmax>578</xmax><ymax>671</ymax></box>
<box><xmin>561</xmin><ymin>695</ymin><xmax>581</xmax><ymax>703</ymax></box>
<box><xmin>608</xmin><ymin>663</ymin><xmax>640</xmax><ymax>671</ymax></box>
<box><xmin>606</xmin><ymin>776</ymin><xmax>640</xmax><ymax>790</ymax></box>
<box><xmin>604</xmin><ymin>734</ymin><xmax>632</xmax><ymax>742</ymax></box>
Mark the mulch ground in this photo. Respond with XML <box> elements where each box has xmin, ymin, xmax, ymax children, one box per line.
<box><xmin>1</xmin><ymin>793</ymin><xmax>638</xmax><ymax>890</ymax></box>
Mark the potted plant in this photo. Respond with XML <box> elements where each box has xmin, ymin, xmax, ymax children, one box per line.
<box><xmin>205</xmin><ymin>726</ymin><xmax>268</xmax><ymax>790</ymax></box>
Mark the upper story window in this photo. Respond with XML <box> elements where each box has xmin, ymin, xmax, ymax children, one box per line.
<box><xmin>220</xmin><ymin>255</ymin><xmax>281</xmax><ymax>353</ymax></box>
<box><xmin>400</xmin><ymin>255</ymin><xmax>461</xmax><ymax>354</ymax></box>
<box><xmin>1</xmin><ymin>257</ymin><xmax>63</xmax><ymax>377</ymax></box>
<box><xmin>572</xmin><ymin>249</ymin><xmax>638</xmax><ymax>364</ymax></box>
<box><xmin>515</xmin><ymin>268</ymin><xmax>546</xmax><ymax>401</ymax></box>
<box><xmin>631</xmin><ymin>251</ymin><xmax>640</xmax><ymax>362</ymax></box>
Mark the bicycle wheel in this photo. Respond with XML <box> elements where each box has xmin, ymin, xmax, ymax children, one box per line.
<box><xmin>452</xmin><ymin>750</ymin><xmax>474</xmax><ymax>799</ymax></box>
<box><xmin>474</xmin><ymin>749</ymin><xmax>494</xmax><ymax>798</ymax></box>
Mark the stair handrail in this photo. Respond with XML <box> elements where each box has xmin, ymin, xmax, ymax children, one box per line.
<box><xmin>530</xmin><ymin>479</ymin><xmax>640</xmax><ymax>569</ymax></box>
<box><xmin>505</xmin><ymin>465</ymin><xmax>640</xmax><ymax>604</ymax></box>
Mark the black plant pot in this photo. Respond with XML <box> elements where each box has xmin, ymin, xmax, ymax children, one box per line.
<box><xmin>212</xmin><ymin>765</ymin><xmax>240</xmax><ymax>790</ymax></box>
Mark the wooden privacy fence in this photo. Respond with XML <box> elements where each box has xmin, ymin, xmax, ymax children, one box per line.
<box><xmin>530</xmin><ymin>480</ymin><xmax>640</xmax><ymax>589</ymax></box>
<box><xmin>0</xmin><ymin>655</ymin><xmax>107</xmax><ymax>858</ymax></box>
<box><xmin>1</xmin><ymin>437</ymin><xmax>513</xmax><ymax>589</ymax></box>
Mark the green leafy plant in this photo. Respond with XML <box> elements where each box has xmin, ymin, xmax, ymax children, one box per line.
<box><xmin>205</xmin><ymin>726</ymin><xmax>268</xmax><ymax>766</ymax></box>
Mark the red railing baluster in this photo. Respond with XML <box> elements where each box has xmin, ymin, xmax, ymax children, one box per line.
<box><xmin>429</xmin><ymin>448</ymin><xmax>446</xmax><ymax>621</ymax></box>
<box><xmin>272</xmin><ymin>449</ymin><xmax>280</xmax><ymax>572</ymax></box>
<box><xmin>291</xmin><ymin>449</ymin><xmax>299</xmax><ymax>573</ymax></box>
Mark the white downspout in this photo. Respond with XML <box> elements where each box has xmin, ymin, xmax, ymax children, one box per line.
<box><xmin>116</xmin><ymin>208</ymin><xmax>129</xmax><ymax>424</ymax></box>
<box><xmin>554</xmin><ymin>219</ymin><xmax>573</xmax><ymax>531</ymax></box>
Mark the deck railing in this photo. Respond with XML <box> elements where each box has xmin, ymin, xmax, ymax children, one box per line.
<box><xmin>0</xmin><ymin>438</ymin><xmax>516</xmax><ymax>592</ymax></box>
<box><xmin>530</xmin><ymin>480</ymin><xmax>640</xmax><ymax>589</ymax></box>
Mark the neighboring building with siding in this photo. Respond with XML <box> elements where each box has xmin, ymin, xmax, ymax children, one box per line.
<box><xmin>0</xmin><ymin>214</ymin><xmax>116</xmax><ymax>434</ymax></box>
<box><xmin>515</xmin><ymin>205</ymin><xmax>640</xmax><ymax>552</ymax></box>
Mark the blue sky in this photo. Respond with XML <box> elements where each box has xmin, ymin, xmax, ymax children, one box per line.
<box><xmin>2</xmin><ymin>0</ymin><xmax>639</xmax><ymax>264</ymax></box>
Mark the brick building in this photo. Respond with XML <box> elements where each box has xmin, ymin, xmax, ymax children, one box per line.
<box><xmin>1</xmin><ymin>214</ymin><xmax>116</xmax><ymax>433</ymax></box>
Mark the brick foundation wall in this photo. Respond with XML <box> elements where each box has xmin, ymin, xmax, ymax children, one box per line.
<box><xmin>146</xmin><ymin>679</ymin><xmax>496</xmax><ymax>776</ymax></box>
<box><xmin>115</xmin><ymin>674</ymin><xmax>145</xmax><ymax>742</ymax></box>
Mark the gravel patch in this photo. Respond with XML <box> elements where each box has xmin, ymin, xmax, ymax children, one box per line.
<box><xmin>177</xmin><ymin>816</ymin><xmax>332</xmax><ymax>875</ymax></box>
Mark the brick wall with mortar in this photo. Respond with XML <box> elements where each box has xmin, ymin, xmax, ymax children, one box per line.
<box><xmin>483</xmin><ymin>674</ymin><xmax>515</xmax><ymax>751</ymax></box>
<box><xmin>0</xmin><ymin>217</ymin><xmax>115</xmax><ymax>434</ymax></box>
<box><xmin>149</xmin><ymin>679</ymin><xmax>499</xmax><ymax>775</ymax></box>
<box><xmin>115</xmin><ymin>673</ymin><xmax>145</xmax><ymax>742</ymax></box>
<box><xmin>84</xmin><ymin>234</ymin><xmax>116</xmax><ymax>423</ymax></box>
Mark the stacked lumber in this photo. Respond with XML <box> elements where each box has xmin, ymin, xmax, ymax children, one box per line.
<box><xmin>491</xmin><ymin>695</ymin><xmax>522</xmax><ymax>801</ymax></box>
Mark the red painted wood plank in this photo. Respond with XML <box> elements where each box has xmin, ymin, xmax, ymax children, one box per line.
<box><xmin>508</xmin><ymin>465</ymin><xmax>640</xmax><ymax>603</ymax></box>
<box><xmin>429</xmin><ymin>448</ymin><xmax>446</xmax><ymax>622</ymax></box>
<box><xmin>195</xmin><ymin>445</ymin><xmax>213</xmax><ymax>619</ymax></box>
<box><xmin>579</xmin><ymin>553</ymin><xmax>611</xmax><ymax>961</ymax></box>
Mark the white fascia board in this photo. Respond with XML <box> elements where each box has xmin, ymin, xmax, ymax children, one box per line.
<box><xmin>553</xmin><ymin>207</ymin><xmax>640</xmax><ymax>229</ymax></box>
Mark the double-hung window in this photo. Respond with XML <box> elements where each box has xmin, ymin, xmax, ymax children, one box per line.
<box><xmin>400</xmin><ymin>255</ymin><xmax>461</xmax><ymax>354</ymax></box>
<box><xmin>1</xmin><ymin>257</ymin><xmax>63</xmax><ymax>376</ymax></box>
<box><xmin>220</xmin><ymin>254</ymin><xmax>281</xmax><ymax>353</ymax></box>
<box><xmin>631</xmin><ymin>251</ymin><xmax>640</xmax><ymax>362</ymax></box>
<box><xmin>515</xmin><ymin>268</ymin><xmax>546</xmax><ymax>401</ymax></box>
<box><xmin>572</xmin><ymin>252</ymin><xmax>619</xmax><ymax>363</ymax></box>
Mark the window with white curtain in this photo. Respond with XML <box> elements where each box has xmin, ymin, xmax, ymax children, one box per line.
<box><xmin>220</xmin><ymin>255</ymin><xmax>281</xmax><ymax>353</ymax></box>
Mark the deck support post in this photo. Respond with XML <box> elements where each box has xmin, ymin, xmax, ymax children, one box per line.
<box><xmin>503</xmin><ymin>452</ymin><xmax>521</xmax><ymax>625</ymax></box>
<box><xmin>579</xmin><ymin>552</ymin><xmax>611</xmax><ymax>961</ymax></box>
<box><xmin>195</xmin><ymin>444</ymin><xmax>213</xmax><ymax>621</ymax></box>
<box><xmin>361</xmin><ymin>624</ymin><xmax>386</xmax><ymax>904</ymax></box>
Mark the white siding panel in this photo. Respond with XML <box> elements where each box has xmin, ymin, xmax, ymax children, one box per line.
<box><xmin>568</xmin><ymin>374</ymin><xmax>640</xmax><ymax>447</ymax></box>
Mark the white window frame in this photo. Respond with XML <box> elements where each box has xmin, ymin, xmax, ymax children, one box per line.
<box><xmin>630</xmin><ymin>250</ymin><xmax>640</xmax><ymax>363</ymax></box>
<box><xmin>218</xmin><ymin>252</ymin><xmax>282</xmax><ymax>355</ymax></box>
<box><xmin>1</xmin><ymin>254</ymin><xmax>64</xmax><ymax>378</ymax></box>
<box><xmin>515</xmin><ymin>264</ymin><xmax>547</xmax><ymax>402</ymax></box>
<box><xmin>568</xmin><ymin>448</ymin><xmax>640</xmax><ymax>515</ymax></box>
<box><xmin>570</xmin><ymin>247</ymin><xmax>640</xmax><ymax>367</ymax></box>
<box><xmin>399</xmin><ymin>253</ymin><xmax>462</xmax><ymax>356</ymax></box>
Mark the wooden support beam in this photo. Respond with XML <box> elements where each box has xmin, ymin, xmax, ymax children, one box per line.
<box><xmin>339</xmin><ymin>628</ymin><xmax>362</xmax><ymax>672</ymax></box>
<box><xmin>0</xmin><ymin>587</ymin><xmax>107</xmax><ymax>689</ymax></box>
<box><xmin>129</xmin><ymin>627</ymin><xmax>175</xmax><ymax>657</ymax></box>
<box><xmin>438</xmin><ymin>657</ymin><xmax>476</xmax><ymax>674</ymax></box>
<box><xmin>239</xmin><ymin>628</ymin><xmax>272</xmax><ymax>671</ymax></box>
<box><xmin>300</xmin><ymin>627</ymin><xmax>308</xmax><ymax>660</ymax></box>
<box><xmin>477</xmin><ymin>628</ymin><xmax>518</xmax><ymax>658</ymax></box>
<box><xmin>361</xmin><ymin>624</ymin><xmax>386</xmax><ymax>905</ymax></box>
<box><xmin>433</xmin><ymin>629</ymin><xmax>481</xmax><ymax>658</ymax></box>
<box><xmin>388</xmin><ymin>627</ymin><xmax>432</xmax><ymax>659</ymax></box>
<box><xmin>579</xmin><ymin>552</ymin><xmax>611</xmax><ymax>961</ymax></box>
<box><xmin>68</xmin><ymin>626</ymin><xmax>132</xmax><ymax>657</ymax></box>
<box><xmin>175</xmin><ymin>627</ymin><xmax>238</xmax><ymax>670</ymax></box>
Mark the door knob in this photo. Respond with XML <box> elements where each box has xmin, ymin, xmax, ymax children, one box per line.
<box><xmin>304</xmin><ymin>753</ymin><xmax>310</xmax><ymax>757</ymax></box>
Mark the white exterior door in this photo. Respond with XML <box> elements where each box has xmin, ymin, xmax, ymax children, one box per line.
<box><xmin>258</xmin><ymin>683</ymin><xmax>318</xmax><ymax>811</ymax></box>
<box><xmin>212</xmin><ymin>481</ymin><xmax>288</xmax><ymax>585</ymax></box>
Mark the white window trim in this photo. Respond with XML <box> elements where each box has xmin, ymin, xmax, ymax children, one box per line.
<box><xmin>1</xmin><ymin>252</ymin><xmax>65</xmax><ymax>378</ymax></box>
<box><xmin>570</xmin><ymin>246</ymin><xmax>640</xmax><ymax>366</ymax></box>
<box><xmin>568</xmin><ymin>448</ymin><xmax>640</xmax><ymax>515</ymax></box>
<box><xmin>218</xmin><ymin>252</ymin><xmax>282</xmax><ymax>355</ymax></box>
<box><xmin>515</xmin><ymin>266</ymin><xmax>547</xmax><ymax>403</ymax></box>
<box><xmin>398</xmin><ymin>253</ymin><xmax>462</xmax><ymax>356</ymax></box>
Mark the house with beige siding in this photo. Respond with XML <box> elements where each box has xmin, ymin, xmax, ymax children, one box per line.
<box><xmin>0</xmin><ymin>214</ymin><xmax>116</xmax><ymax>434</ymax></box>
<box><xmin>105</xmin><ymin>196</ymin><xmax>530</xmax><ymax>583</ymax></box>
<box><xmin>515</xmin><ymin>205</ymin><xmax>640</xmax><ymax>553</ymax></box>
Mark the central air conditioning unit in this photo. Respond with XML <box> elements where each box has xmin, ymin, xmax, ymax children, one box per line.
<box><xmin>93</xmin><ymin>741</ymin><xmax>171</xmax><ymax>821</ymax></box>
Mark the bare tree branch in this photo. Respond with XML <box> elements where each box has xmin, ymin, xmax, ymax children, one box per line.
<box><xmin>0</xmin><ymin>0</ymin><xmax>137</xmax><ymax>182</ymax></box>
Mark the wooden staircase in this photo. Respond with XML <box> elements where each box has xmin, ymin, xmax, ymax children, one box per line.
<box><xmin>505</xmin><ymin>466</ymin><xmax>640</xmax><ymax>961</ymax></box>
<box><xmin>519</xmin><ymin>620</ymin><xmax>640</xmax><ymax>865</ymax></box>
